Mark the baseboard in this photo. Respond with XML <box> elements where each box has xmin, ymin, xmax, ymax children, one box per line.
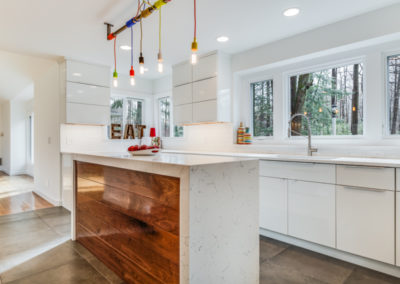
<box><xmin>9</xmin><ymin>169</ymin><xmax>27</xmax><ymax>176</ymax></box>
<box><xmin>260</xmin><ymin>228</ymin><xmax>400</xmax><ymax>278</ymax></box>
<box><xmin>33</xmin><ymin>190</ymin><xmax>62</xmax><ymax>206</ymax></box>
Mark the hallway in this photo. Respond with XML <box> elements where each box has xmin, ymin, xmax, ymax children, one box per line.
<box><xmin>0</xmin><ymin>172</ymin><xmax>53</xmax><ymax>216</ymax></box>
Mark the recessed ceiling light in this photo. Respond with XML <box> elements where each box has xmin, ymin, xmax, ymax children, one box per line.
<box><xmin>283</xmin><ymin>8</ymin><xmax>300</xmax><ymax>17</ymax></box>
<box><xmin>217</xmin><ymin>36</ymin><xmax>229</xmax><ymax>43</ymax></box>
<box><xmin>72</xmin><ymin>72</ymin><xmax>82</xmax><ymax>77</ymax></box>
<box><xmin>120</xmin><ymin>45</ymin><xmax>131</xmax><ymax>50</ymax></box>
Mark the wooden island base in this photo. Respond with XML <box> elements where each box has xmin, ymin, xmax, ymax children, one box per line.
<box><xmin>75</xmin><ymin>161</ymin><xmax>180</xmax><ymax>284</ymax></box>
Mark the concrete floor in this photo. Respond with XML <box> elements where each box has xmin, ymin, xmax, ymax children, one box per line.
<box><xmin>0</xmin><ymin>207</ymin><xmax>399</xmax><ymax>284</ymax></box>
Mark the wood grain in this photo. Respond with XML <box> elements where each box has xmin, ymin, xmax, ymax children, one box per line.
<box><xmin>76</xmin><ymin>162</ymin><xmax>180</xmax><ymax>210</ymax></box>
<box><xmin>76</xmin><ymin>161</ymin><xmax>180</xmax><ymax>284</ymax></box>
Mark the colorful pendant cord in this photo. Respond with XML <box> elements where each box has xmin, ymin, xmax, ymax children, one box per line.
<box><xmin>113</xmin><ymin>37</ymin><xmax>118</xmax><ymax>87</ymax></box>
<box><xmin>114</xmin><ymin>38</ymin><xmax>117</xmax><ymax>76</ymax></box>
<box><xmin>157</xmin><ymin>7</ymin><xmax>163</xmax><ymax>72</ymax></box>
<box><xmin>191</xmin><ymin>0</ymin><xmax>198</xmax><ymax>64</ymax></box>
<box><xmin>138</xmin><ymin>1</ymin><xmax>145</xmax><ymax>73</ymax></box>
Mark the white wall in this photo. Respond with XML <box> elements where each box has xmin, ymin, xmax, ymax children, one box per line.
<box><xmin>33</xmin><ymin>60</ymin><xmax>62</xmax><ymax>205</ymax></box>
<box><xmin>9</xmin><ymin>85</ymin><xmax>33</xmax><ymax>175</ymax></box>
<box><xmin>1</xmin><ymin>102</ymin><xmax>10</xmax><ymax>173</ymax></box>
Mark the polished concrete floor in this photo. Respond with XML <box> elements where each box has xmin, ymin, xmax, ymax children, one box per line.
<box><xmin>0</xmin><ymin>207</ymin><xmax>399</xmax><ymax>283</ymax></box>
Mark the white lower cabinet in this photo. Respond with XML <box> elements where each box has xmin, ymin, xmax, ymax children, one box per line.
<box><xmin>259</xmin><ymin>177</ymin><xmax>287</xmax><ymax>234</ymax></box>
<box><xmin>288</xmin><ymin>180</ymin><xmax>336</xmax><ymax>248</ymax></box>
<box><xmin>396</xmin><ymin>192</ymin><xmax>400</xmax><ymax>266</ymax></box>
<box><xmin>336</xmin><ymin>185</ymin><xmax>395</xmax><ymax>264</ymax></box>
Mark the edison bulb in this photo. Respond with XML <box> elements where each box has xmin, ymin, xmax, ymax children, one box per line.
<box><xmin>130</xmin><ymin>77</ymin><xmax>135</xmax><ymax>86</ymax></box>
<box><xmin>191</xmin><ymin>52</ymin><xmax>197</xmax><ymax>64</ymax></box>
<box><xmin>113</xmin><ymin>77</ymin><xmax>118</xmax><ymax>87</ymax></box>
<box><xmin>139</xmin><ymin>65</ymin><xmax>145</xmax><ymax>74</ymax></box>
<box><xmin>158</xmin><ymin>62</ymin><xmax>164</xmax><ymax>73</ymax></box>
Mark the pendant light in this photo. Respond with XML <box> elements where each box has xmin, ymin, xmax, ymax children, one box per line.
<box><xmin>139</xmin><ymin>2</ymin><xmax>145</xmax><ymax>74</ymax></box>
<box><xmin>113</xmin><ymin>37</ymin><xmax>118</xmax><ymax>87</ymax></box>
<box><xmin>191</xmin><ymin>0</ymin><xmax>198</xmax><ymax>64</ymax></box>
<box><xmin>157</xmin><ymin>7</ymin><xmax>163</xmax><ymax>73</ymax></box>
<box><xmin>129</xmin><ymin>27</ymin><xmax>135</xmax><ymax>86</ymax></box>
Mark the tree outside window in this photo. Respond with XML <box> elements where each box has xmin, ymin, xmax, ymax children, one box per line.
<box><xmin>110</xmin><ymin>97</ymin><xmax>143</xmax><ymax>126</ymax></box>
<box><xmin>159</xmin><ymin>97</ymin><xmax>171</xmax><ymax>137</ymax></box>
<box><xmin>290</xmin><ymin>63</ymin><xmax>364</xmax><ymax>136</ymax></box>
<box><xmin>252</xmin><ymin>80</ymin><xmax>273</xmax><ymax>137</ymax></box>
<box><xmin>388</xmin><ymin>55</ymin><xmax>400</xmax><ymax>135</ymax></box>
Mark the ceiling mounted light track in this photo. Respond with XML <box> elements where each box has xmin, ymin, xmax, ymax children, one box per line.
<box><xmin>104</xmin><ymin>0</ymin><xmax>171</xmax><ymax>40</ymax></box>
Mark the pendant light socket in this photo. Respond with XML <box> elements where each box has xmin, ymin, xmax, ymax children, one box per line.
<box><xmin>158</xmin><ymin>52</ymin><xmax>163</xmax><ymax>62</ymax></box>
<box><xmin>139</xmin><ymin>52</ymin><xmax>144</xmax><ymax>65</ymax></box>
<box><xmin>129</xmin><ymin>66</ymin><xmax>135</xmax><ymax>77</ymax></box>
<box><xmin>191</xmin><ymin>39</ymin><xmax>198</xmax><ymax>51</ymax></box>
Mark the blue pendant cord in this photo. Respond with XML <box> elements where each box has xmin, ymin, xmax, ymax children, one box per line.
<box><xmin>131</xmin><ymin>27</ymin><xmax>133</xmax><ymax>67</ymax></box>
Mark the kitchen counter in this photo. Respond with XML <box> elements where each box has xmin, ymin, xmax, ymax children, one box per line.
<box><xmin>162</xmin><ymin>150</ymin><xmax>400</xmax><ymax>168</ymax></box>
<box><xmin>68</xmin><ymin>151</ymin><xmax>259</xmax><ymax>284</ymax></box>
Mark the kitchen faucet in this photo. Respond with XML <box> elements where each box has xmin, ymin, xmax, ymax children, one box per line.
<box><xmin>288</xmin><ymin>114</ymin><xmax>318</xmax><ymax>156</ymax></box>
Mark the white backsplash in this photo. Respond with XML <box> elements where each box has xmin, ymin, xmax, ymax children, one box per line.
<box><xmin>61</xmin><ymin>123</ymin><xmax>400</xmax><ymax>159</ymax></box>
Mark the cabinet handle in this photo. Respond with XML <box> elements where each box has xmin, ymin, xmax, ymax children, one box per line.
<box><xmin>342</xmin><ymin>185</ymin><xmax>386</xmax><ymax>193</ymax></box>
<box><xmin>341</xmin><ymin>165</ymin><xmax>387</xmax><ymax>170</ymax></box>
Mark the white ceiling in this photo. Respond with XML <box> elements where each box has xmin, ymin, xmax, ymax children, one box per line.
<box><xmin>0</xmin><ymin>0</ymin><xmax>398</xmax><ymax>80</ymax></box>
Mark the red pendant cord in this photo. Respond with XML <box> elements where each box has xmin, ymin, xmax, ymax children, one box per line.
<box><xmin>194</xmin><ymin>0</ymin><xmax>197</xmax><ymax>39</ymax></box>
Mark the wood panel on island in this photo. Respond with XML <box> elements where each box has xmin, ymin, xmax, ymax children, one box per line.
<box><xmin>75</xmin><ymin>161</ymin><xmax>180</xmax><ymax>284</ymax></box>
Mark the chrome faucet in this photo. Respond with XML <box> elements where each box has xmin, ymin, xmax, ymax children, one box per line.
<box><xmin>288</xmin><ymin>114</ymin><xmax>318</xmax><ymax>156</ymax></box>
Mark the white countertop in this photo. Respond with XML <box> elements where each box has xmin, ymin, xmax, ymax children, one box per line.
<box><xmin>66</xmin><ymin>151</ymin><xmax>256</xmax><ymax>166</ymax></box>
<box><xmin>161</xmin><ymin>150</ymin><xmax>400</xmax><ymax>168</ymax></box>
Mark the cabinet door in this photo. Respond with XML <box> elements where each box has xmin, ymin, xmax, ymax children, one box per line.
<box><xmin>173</xmin><ymin>83</ymin><xmax>192</xmax><ymax>106</ymax></box>
<box><xmin>193</xmin><ymin>77</ymin><xmax>217</xmax><ymax>103</ymax></box>
<box><xmin>337</xmin><ymin>185</ymin><xmax>395</xmax><ymax>264</ymax></box>
<box><xmin>174</xmin><ymin>104</ymin><xmax>192</xmax><ymax>125</ymax></box>
<box><xmin>66</xmin><ymin>61</ymin><xmax>110</xmax><ymax>87</ymax></box>
<box><xmin>66</xmin><ymin>103</ymin><xmax>110</xmax><ymax>125</ymax></box>
<box><xmin>193</xmin><ymin>100</ymin><xmax>217</xmax><ymax>123</ymax></box>
<box><xmin>66</xmin><ymin>82</ymin><xmax>110</xmax><ymax>106</ymax></box>
<box><xmin>397</xmin><ymin>193</ymin><xmax>400</xmax><ymax>266</ymax></box>
<box><xmin>288</xmin><ymin>180</ymin><xmax>335</xmax><ymax>248</ymax></box>
<box><xmin>260</xmin><ymin>177</ymin><xmax>287</xmax><ymax>234</ymax></box>
<box><xmin>193</xmin><ymin>53</ymin><xmax>217</xmax><ymax>81</ymax></box>
<box><xmin>172</xmin><ymin>62</ymin><xmax>192</xmax><ymax>86</ymax></box>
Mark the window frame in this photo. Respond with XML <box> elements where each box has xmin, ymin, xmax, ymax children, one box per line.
<box><xmin>284</xmin><ymin>56</ymin><xmax>367</xmax><ymax>140</ymax></box>
<box><xmin>157</xmin><ymin>96</ymin><xmax>172</xmax><ymax>138</ymax></box>
<box><xmin>383</xmin><ymin>50</ymin><xmax>400</xmax><ymax>138</ymax></box>
<box><xmin>110</xmin><ymin>95</ymin><xmax>145</xmax><ymax>127</ymax></box>
<box><xmin>250</xmin><ymin>77</ymin><xmax>274</xmax><ymax>139</ymax></box>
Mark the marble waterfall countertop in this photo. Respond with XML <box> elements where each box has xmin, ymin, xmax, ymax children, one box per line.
<box><xmin>63</xmin><ymin>150</ymin><xmax>256</xmax><ymax>166</ymax></box>
<box><xmin>161</xmin><ymin>150</ymin><xmax>400</xmax><ymax>168</ymax></box>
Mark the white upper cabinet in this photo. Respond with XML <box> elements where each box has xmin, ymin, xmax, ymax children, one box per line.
<box><xmin>193</xmin><ymin>100</ymin><xmax>218</xmax><ymax>123</ymax></box>
<box><xmin>66</xmin><ymin>82</ymin><xmax>109</xmax><ymax>106</ymax></box>
<box><xmin>62</xmin><ymin>60</ymin><xmax>111</xmax><ymax>125</ymax></box>
<box><xmin>193</xmin><ymin>53</ymin><xmax>217</xmax><ymax>81</ymax></box>
<box><xmin>193</xmin><ymin>77</ymin><xmax>217</xmax><ymax>103</ymax></box>
<box><xmin>66</xmin><ymin>60</ymin><xmax>110</xmax><ymax>87</ymax></box>
<box><xmin>172</xmin><ymin>51</ymin><xmax>231</xmax><ymax>125</ymax></box>
<box><xmin>174</xmin><ymin>104</ymin><xmax>193</xmax><ymax>125</ymax></box>
<box><xmin>172</xmin><ymin>62</ymin><xmax>192</xmax><ymax>86</ymax></box>
<box><xmin>173</xmin><ymin>83</ymin><xmax>193</xmax><ymax>106</ymax></box>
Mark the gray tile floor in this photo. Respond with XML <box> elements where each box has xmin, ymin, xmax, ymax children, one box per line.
<box><xmin>0</xmin><ymin>207</ymin><xmax>123</xmax><ymax>284</ymax></box>
<box><xmin>0</xmin><ymin>207</ymin><xmax>399</xmax><ymax>284</ymax></box>
<box><xmin>260</xmin><ymin>236</ymin><xmax>400</xmax><ymax>284</ymax></box>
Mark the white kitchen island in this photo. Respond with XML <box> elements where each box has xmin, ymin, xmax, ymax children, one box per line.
<box><xmin>68</xmin><ymin>152</ymin><xmax>259</xmax><ymax>284</ymax></box>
